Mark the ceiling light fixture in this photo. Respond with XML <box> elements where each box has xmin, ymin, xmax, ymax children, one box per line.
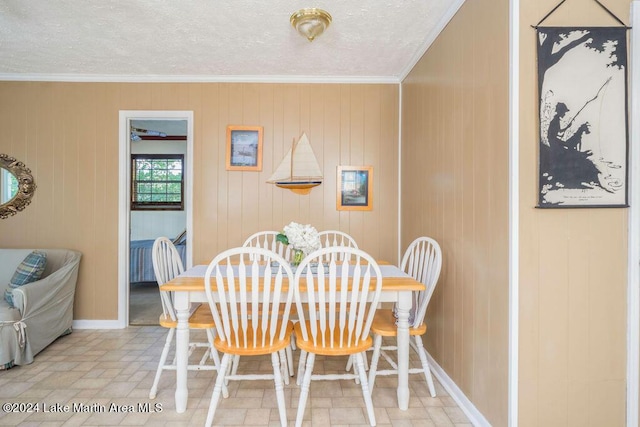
<box><xmin>290</xmin><ymin>8</ymin><xmax>332</xmax><ymax>42</ymax></box>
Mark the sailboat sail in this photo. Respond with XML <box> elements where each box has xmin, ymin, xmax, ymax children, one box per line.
<box><xmin>267</xmin><ymin>133</ymin><xmax>323</xmax><ymax>184</ymax></box>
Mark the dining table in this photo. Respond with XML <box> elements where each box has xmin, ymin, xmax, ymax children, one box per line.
<box><xmin>160</xmin><ymin>260</ymin><xmax>425</xmax><ymax>413</ymax></box>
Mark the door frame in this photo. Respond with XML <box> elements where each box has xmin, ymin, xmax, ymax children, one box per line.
<box><xmin>628</xmin><ymin>3</ymin><xmax>640</xmax><ymax>426</ymax></box>
<box><xmin>118</xmin><ymin>110</ymin><xmax>194</xmax><ymax>328</ymax></box>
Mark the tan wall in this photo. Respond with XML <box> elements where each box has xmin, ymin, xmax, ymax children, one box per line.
<box><xmin>0</xmin><ymin>82</ymin><xmax>399</xmax><ymax>320</ymax></box>
<box><xmin>519</xmin><ymin>1</ymin><xmax>631</xmax><ymax>426</ymax></box>
<box><xmin>401</xmin><ymin>0</ymin><xmax>510</xmax><ymax>425</ymax></box>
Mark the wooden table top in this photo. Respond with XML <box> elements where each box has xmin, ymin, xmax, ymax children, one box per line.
<box><xmin>161</xmin><ymin>262</ymin><xmax>425</xmax><ymax>293</ymax></box>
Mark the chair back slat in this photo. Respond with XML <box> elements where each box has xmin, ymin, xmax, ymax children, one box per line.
<box><xmin>205</xmin><ymin>247</ymin><xmax>294</xmax><ymax>350</ymax></box>
<box><xmin>243</xmin><ymin>231</ymin><xmax>292</xmax><ymax>261</ymax></box>
<box><xmin>152</xmin><ymin>237</ymin><xmax>186</xmax><ymax>322</ymax></box>
<box><xmin>317</xmin><ymin>230</ymin><xmax>358</xmax><ymax>262</ymax></box>
<box><xmin>294</xmin><ymin>246</ymin><xmax>382</xmax><ymax>350</ymax></box>
<box><xmin>400</xmin><ymin>237</ymin><xmax>442</xmax><ymax>329</ymax></box>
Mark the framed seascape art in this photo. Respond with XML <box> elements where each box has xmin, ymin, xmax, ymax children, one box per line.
<box><xmin>336</xmin><ymin>166</ymin><xmax>373</xmax><ymax>211</ymax></box>
<box><xmin>226</xmin><ymin>125</ymin><xmax>263</xmax><ymax>171</ymax></box>
<box><xmin>537</xmin><ymin>26</ymin><xmax>628</xmax><ymax>207</ymax></box>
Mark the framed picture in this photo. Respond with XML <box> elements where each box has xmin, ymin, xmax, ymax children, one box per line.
<box><xmin>226</xmin><ymin>125</ymin><xmax>263</xmax><ymax>171</ymax></box>
<box><xmin>536</xmin><ymin>27</ymin><xmax>628</xmax><ymax>207</ymax></box>
<box><xmin>336</xmin><ymin>166</ymin><xmax>373</xmax><ymax>211</ymax></box>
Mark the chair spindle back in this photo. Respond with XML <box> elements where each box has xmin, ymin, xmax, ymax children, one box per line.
<box><xmin>152</xmin><ymin>237</ymin><xmax>185</xmax><ymax>322</ymax></box>
<box><xmin>204</xmin><ymin>247</ymin><xmax>294</xmax><ymax>349</ymax></box>
<box><xmin>401</xmin><ymin>236</ymin><xmax>442</xmax><ymax>329</ymax></box>
<box><xmin>294</xmin><ymin>246</ymin><xmax>382</xmax><ymax>349</ymax></box>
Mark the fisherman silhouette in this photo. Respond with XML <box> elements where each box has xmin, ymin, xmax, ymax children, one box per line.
<box><xmin>547</xmin><ymin>102</ymin><xmax>591</xmax><ymax>152</ymax></box>
<box><xmin>541</xmin><ymin>101</ymin><xmax>606</xmax><ymax>194</ymax></box>
<box><xmin>547</xmin><ymin>102</ymin><xmax>570</xmax><ymax>147</ymax></box>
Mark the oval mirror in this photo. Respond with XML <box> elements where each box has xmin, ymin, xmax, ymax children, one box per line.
<box><xmin>0</xmin><ymin>154</ymin><xmax>36</xmax><ymax>219</ymax></box>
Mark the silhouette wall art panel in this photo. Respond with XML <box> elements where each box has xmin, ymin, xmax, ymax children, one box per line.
<box><xmin>537</xmin><ymin>26</ymin><xmax>628</xmax><ymax>208</ymax></box>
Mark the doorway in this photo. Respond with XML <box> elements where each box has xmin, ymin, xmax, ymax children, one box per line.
<box><xmin>118</xmin><ymin>111</ymin><xmax>194</xmax><ymax>328</ymax></box>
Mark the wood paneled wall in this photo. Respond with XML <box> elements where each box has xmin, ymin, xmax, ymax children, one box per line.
<box><xmin>401</xmin><ymin>0</ymin><xmax>510</xmax><ymax>425</ymax></box>
<box><xmin>518</xmin><ymin>1</ymin><xmax>630</xmax><ymax>425</ymax></box>
<box><xmin>0</xmin><ymin>82</ymin><xmax>399</xmax><ymax>320</ymax></box>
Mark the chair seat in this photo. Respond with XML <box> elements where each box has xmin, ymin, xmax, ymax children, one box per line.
<box><xmin>370</xmin><ymin>308</ymin><xmax>427</xmax><ymax>337</ymax></box>
<box><xmin>294</xmin><ymin>321</ymin><xmax>372</xmax><ymax>356</ymax></box>
<box><xmin>158</xmin><ymin>304</ymin><xmax>215</xmax><ymax>329</ymax></box>
<box><xmin>213</xmin><ymin>320</ymin><xmax>293</xmax><ymax>356</ymax></box>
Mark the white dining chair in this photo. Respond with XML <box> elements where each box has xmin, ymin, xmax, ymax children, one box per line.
<box><xmin>203</xmin><ymin>247</ymin><xmax>295</xmax><ymax>427</ymax></box>
<box><xmin>149</xmin><ymin>237</ymin><xmax>222</xmax><ymax>400</ymax></box>
<box><xmin>242</xmin><ymin>231</ymin><xmax>295</xmax><ymax>378</ymax></box>
<box><xmin>293</xmin><ymin>246</ymin><xmax>382</xmax><ymax>427</ymax></box>
<box><xmin>366</xmin><ymin>236</ymin><xmax>442</xmax><ymax>397</ymax></box>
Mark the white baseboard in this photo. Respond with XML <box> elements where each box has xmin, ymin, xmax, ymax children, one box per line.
<box><xmin>72</xmin><ymin>319</ymin><xmax>126</xmax><ymax>329</ymax></box>
<box><xmin>427</xmin><ymin>352</ymin><xmax>491</xmax><ymax>426</ymax></box>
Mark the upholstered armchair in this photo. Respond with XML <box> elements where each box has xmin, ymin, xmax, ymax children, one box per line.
<box><xmin>0</xmin><ymin>248</ymin><xmax>81</xmax><ymax>368</ymax></box>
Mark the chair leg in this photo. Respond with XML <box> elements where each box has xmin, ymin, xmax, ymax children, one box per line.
<box><xmin>149</xmin><ymin>328</ymin><xmax>174</xmax><ymax>399</ymax></box>
<box><xmin>355</xmin><ymin>352</ymin><xmax>376</xmax><ymax>426</ymax></box>
<box><xmin>367</xmin><ymin>334</ymin><xmax>383</xmax><ymax>395</ymax></box>
<box><xmin>278</xmin><ymin>350</ymin><xmax>289</xmax><ymax>385</ymax></box>
<box><xmin>345</xmin><ymin>354</ymin><xmax>353</xmax><ymax>371</ymax></box>
<box><xmin>286</xmin><ymin>344</ymin><xmax>295</xmax><ymax>377</ymax></box>
<box><xmin>205</xmin><ymin>353</ymin><xmax>231</xmax><ymax>427</ymax></box>
<box><xmin>225</xmin><ymin>354</ymin><xmax>239</xmax><ymax>387</ymax></box>
<box><xmin>296</xmin><ymin>350</ymin><xmax>307</xmax><ymax>386</ymax></box>
<box><xmin>231</xmin><ymin>354</ymin><xmax>240</xmax><ymax>375</ymax></box>
<box><xmin>413</xmin><ymin>336</ymin><xmax>436</xmax><ymax>397</ymax></box>
<box><xmin>271</xmin><ymin>352</ymin><xmax>288</xmax><ymax>427</ymax></box>
<box><xmin>295</xmin><ymin>352</ymin><xmax>315</xmax><ymax>427</ymax></box>
<box><xmin>203</xmin><ymin>328</ymin><xmax>219</xmax><ymax>365</ymax></box>
<box><xmin>346</xmin><ymin>352</ymin><xmax>369</xmax><ymax>370</ymax></box>
<box><xmin>204</xmin><ymin>329</ymin><xmax>228</xmax><ymax>399</ymax></box>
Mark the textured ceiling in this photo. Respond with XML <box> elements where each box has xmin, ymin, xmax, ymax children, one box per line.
<box><xmin>0</xmin><ymin>0</ymin><xmax>463</xmax><ymax>83</ymax></box>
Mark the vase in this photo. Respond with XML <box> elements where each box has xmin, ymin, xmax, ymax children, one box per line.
<box><xmin>292</xmin><ymin>249</ymin><xmax>304</xmax><ymax>267</ymax></box>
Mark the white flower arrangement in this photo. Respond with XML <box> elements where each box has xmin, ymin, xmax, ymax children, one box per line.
<box><xmin>277</xmin><ymin>221</ymin><xmax>321</xmax><ymax>256</ymax></box>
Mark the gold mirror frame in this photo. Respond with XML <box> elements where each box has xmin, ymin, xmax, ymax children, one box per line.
<box><xmin>0</xmin><ymin>154</ymin><xmax>36</xmax><ymax>219</ymax></box>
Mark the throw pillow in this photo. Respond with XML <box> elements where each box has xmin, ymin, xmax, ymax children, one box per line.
<box><xmin>4</xmin><ymin>250</ymin><xmax>47</xmax><ymax>308</ymax></box>
<box><xmin>172</xmin><ymin>229</ymin><xmax>187</xmax><ymax>246</ymax></box>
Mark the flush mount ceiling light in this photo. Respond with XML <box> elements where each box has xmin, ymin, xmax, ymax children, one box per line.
<box><xmin>290</xmin><ymin>8</ymin><xmax>332</xmax><ymax>41</ymax></box>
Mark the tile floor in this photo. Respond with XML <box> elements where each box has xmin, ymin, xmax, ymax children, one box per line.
<box><xmin>0</xmin><ymin>327</ymin><xmax>472</xmax><ymax>426</ymax></box>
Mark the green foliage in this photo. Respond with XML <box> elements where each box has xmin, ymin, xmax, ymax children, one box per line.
<box><xmin>276</xmin><ymin>233</ymin><xmax>289</xmax><ymax>245</ymax></box>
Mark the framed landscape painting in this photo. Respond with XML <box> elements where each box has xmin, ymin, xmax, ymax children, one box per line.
<box><xmin>226</xmin><ymin>125</ymin><xmax>263</xmax><ymax>171</ymax></box>
<box><xmin>336</xmin><ymin>166</ymin><xmax>373</xmax><ymax>211</ymax></box>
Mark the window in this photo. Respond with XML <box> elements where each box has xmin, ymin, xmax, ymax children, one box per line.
<box><xmin>131</xmin><ymin>154</ymin><xmax>184</xmax><ymax>210</ymax></box>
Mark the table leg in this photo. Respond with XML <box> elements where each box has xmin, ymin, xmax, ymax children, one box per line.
<box><xmin>173</xmin><ymin>292</ymin><xmax>190</xmax><ymax>413</ymax></box>
<box><xmin>395</xmin><ymin>291</ymin><xmax>411</xmax><ymax>410</ymax></box>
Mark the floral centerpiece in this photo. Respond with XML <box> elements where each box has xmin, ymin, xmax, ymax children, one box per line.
<box><xmin>276</xmin><ymin>221</ymin><xmax>321</xmax><ymax>266</ymax></box>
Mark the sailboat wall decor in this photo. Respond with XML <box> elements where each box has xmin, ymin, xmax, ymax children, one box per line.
<box><xmin>267</xmin><ymin>132</ymin><xmax>323</xmax><ymax>195</ymax></box>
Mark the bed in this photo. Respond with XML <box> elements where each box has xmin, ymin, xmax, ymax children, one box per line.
<box><xmin>130</xmin><ymin>234</ymin><xmax>186</xmax><ymax>283</ymax></box>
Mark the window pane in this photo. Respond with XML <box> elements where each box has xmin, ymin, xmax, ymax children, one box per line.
<box><xmin>131</xmin><ymin>154</ymin><xmax>184</xmax><ymax>210</ymax></box>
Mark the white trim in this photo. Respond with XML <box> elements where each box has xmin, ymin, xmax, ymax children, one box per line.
<box><xmin>398</xmin><ymin>0</ymin><xmax>467</xmax><ymax>81</ymax></box>
<box><xmin>508</xmin><ymin>0</ymin><xmax>520</xmax><ymax>425</ymax></box>
<box><xmin>117</xmin><ymin>112</ymin><xmax>130</xmax><ymax>329</ymax></box>
<box><xmin>118</xmin><ymin>110</ymin><xmax>194</xmax><ymax>328</ymax></box>
<box><xmin>0</xmin><ymin>73</ymin><xmax>399</xmax><ymax>85</ymax></box>
<box><xmin>628</xmin><ymin>3</ymin><xmax>640</xmax><ymax>427</ymax></box>
<box><xmin>398</xmin><ymin>84</ymin><xmax>403</xmax><ymax>262</ymax></box>
<box><xmin>426</xmin><ymin>353</ymin><xmax>491</xmax><ymax>426</ymax></box>
<box><xmin>72</xmin><ymin>320</ymin><xmax>124</xmax><ymax>330</ymax></box>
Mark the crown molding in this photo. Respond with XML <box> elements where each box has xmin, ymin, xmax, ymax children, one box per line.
<box><xmin>0</xmin><ymin>73</ymin><xmax>400</xmax><ymax>85</ymax></box>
